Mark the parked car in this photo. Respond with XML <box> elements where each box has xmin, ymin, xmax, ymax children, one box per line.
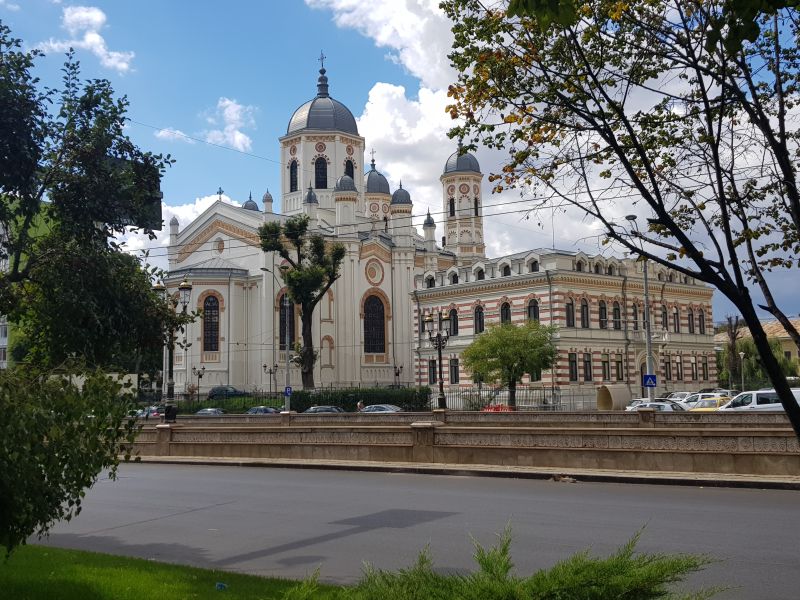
<box><xmin>665</xmin><ymin>391</ymin><xmax>692</xmax><ymax>401</ymax></box>
<box><xmin>195</xmin><ymin>408</ymin><xmax>225</xmax><ymax>415</ymax></box>
<box><xmin>360</xmin><ymin>404</ymin><xmax>403</xmax><ymax>413</ymax></box>
<box><xmin>628</xmin><ymin>401</ymin><xmax>682</xmax><ymax>412</ymax></box>
<box><xmin>246</xmin><ymin>406</ymin><xmax>280</xmax><ymax>415</ymax></box>
<box><xmin>678</xmin><ymin>392</ymin><xmax>730</xmax><ymax>409</ymax></box>
<box><xmin>136</xmin><ymin>405</ymin><xmax>164</xmax><ymax>418</ymax></box>
<box><xmin>207</xmin><ymin>386</ymin><xmax>250</xmax><ymax>400</ymax></box>
<box><xmin>625</xmin><ymin>398</ymin><xmax>686</xmax><ymax>411</ymax></box>
<box><xmin>719</xmin><ymin>389</ymin><xmax>800</xmax><ymax>412</ymax></box>
<box><xmin>688</xmin><ymin>397</ymin><xmax>729</xmax><ymax>412</ymax></box>
<box><xmin>303</xmin><ymin>405</ymin><xmax>344</xmax><ymax>414</ymax></box>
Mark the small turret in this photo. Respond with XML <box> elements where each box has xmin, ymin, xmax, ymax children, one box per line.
<box><xmin>423</xmin><ymin>209</ymin><xmax>436</xmax><ymax>252</ymax></box>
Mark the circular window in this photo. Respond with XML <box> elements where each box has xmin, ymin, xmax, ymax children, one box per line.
<box><xmin>365</xmin><ymin>260</ymin><xmax>384</xmax><ymax>285</ymax></box>
<box><xmin>382</xmin><ymin>204</ymin><xmax>389</xmax><ymax>213</ymax></box>
<box><xmin>459</xmin><ymin>183</ymin><xmax>470</xmax><ymax>195</ymax></box>
<box><xmin>473</xmin><ymin>184</ymin><xmax>480</xmax><ymax>195</ymax></box>
<box><xmin>370</xmin><ymin>202</ymin><xmax>379</xmax><ymax>213</ymax></box>
<box><xmin>290</xmin><ymin>145</ymin><xmax>297</xmax><ymax>156</ymax></box>
<box><xmin>346</xmin><ymin>144</ymin><xmax>354</xmax><ymax>156</ymax></box>
<box><xmin>315</xmin><ymin>142</ymin><xmax>326</xmax><ymax>153</ymax></box>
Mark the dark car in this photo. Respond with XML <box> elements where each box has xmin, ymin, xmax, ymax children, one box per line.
<box><xmin>246</xmin><ymin>406</ymin><xmax>280</xmax><ymax>415</ymax></box>
<box><xmin>195</xmin><ymin>408</ymin><xmax>225</xmax><ymax>416</ymax></box>
<box><xmin>207</xmin><ymin>386</ymin><xmax>250</xmax><ymax>400</ymax></box>
<box><xmin>303</xmin><ymin>405</ymin><xmax>344</xmax><ymax>414</ymax></box>
<box><xmin>360</xmin><ymin>404</ymin><xmax>403</xmax><ymax>413</ymax></box>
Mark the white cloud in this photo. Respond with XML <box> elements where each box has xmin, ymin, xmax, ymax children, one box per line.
<box><xmin>38</xmin><ymin>5</ymin><xmax>134</xmax><ymax>73</ymax></box>
<box><xmin>0</xmin><ymin>1</ymin><xmax>21</xmax><ymax>11</ymax></box>
<box><xmin>204</xmin><ymin>97</ymin><xmax>256</xmax><ymax>152</ymax></box>
<box><xmin>154</xmin><ymin>127</ymin><xmax>195</xmax><ymax>144</ymax></box>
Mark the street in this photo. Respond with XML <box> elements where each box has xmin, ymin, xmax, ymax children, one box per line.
<box><xmin>37</xmin><ymin>464</ymin><xmax>800</xmax><ymax>598</ymax></box>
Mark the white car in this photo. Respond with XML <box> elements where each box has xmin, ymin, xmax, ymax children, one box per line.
<box><xmin>627</xmin><ymin>401</ymin><xmax>681</xmax><ymax>412</ymax></box>
<box><xmin>719</xmin><ymin>389</ymin><xmax>800</xmax><ymax>412</ymax></box>
<box><xmin>678</xmin><ymin>392</ymin><xmax>729</xmax><ymax>409</ymax></box>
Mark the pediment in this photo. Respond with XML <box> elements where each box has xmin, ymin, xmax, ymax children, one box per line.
<box><xmin>178</xmin><ymin>218</ymin><xmax>259</xmax><ymax>263</ymax></box>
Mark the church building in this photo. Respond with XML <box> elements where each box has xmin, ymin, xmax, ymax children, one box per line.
<box><xmin>164</xmin><ymin>66</ymin><xmax>717</xmax><ymax>404</ymax></box>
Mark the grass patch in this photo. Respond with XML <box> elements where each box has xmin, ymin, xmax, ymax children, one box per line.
<box><xmin>0</xmin><ymin>545</ymin><xmax>341</xmax><ymax>600</ymax></box>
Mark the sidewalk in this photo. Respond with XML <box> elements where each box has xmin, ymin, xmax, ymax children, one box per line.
<box><xmin>137</xmin><ymin>456</ymin><xmax>800</xmax><ymax>490</ymax></box>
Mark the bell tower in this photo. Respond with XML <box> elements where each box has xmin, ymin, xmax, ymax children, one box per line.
<box><xmin>440</xmin><ymin>144</ymin><xmax>485</xmax><ymax>264</ymax></box>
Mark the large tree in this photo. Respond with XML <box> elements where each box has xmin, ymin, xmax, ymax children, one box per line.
<box><xmin>462</xmin><ymin>321</ymin><xmax>557</xmax><ymax>408</ymax></box>
<box><xmin>441</xmin><ymin>0</ymin><xmax>800</xmax><ymax>436</ymax></box>
<box><xmin>259</xmin><ymin>214</ymin><xmax>345</xmax><ymax>389</ymax></box>
<box><xmin>719</xmin><ymin>336</ymin><xmax>798</xmax><ymax>389</ymax></box>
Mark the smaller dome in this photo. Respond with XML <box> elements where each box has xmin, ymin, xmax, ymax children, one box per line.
<box><xmin>423</xmin><ymin>209</ymin><xmax>435</xmax><ymax>227</ymax></box>
<box><xmin>334</xmin><ymin>175</ymin><xmax>357</xmax><ymax>192</ymax></box>
<box><xmin>304</xmin><ymin>185</ymin><xmax>318</xmax><ymax>204</ymax></box>
<box><xmin>391</xmin><ymin>181</ymin><xmax>412</xmax><ymax>205</ymax></box>
<box><xmin>169</xmin><ymin>216</ymin><xmax>179</xmax><ymax>227</ymax></box>
<box><xmin>262</xmin><ymin>189</ymin><xmax>273</xmax><ymax>203</ymax></box>
<box><xmin>443</xmin><ymin>145</ymin><xmax>480</xmax><ymax>174</ymax></box>
<box><xmin>365</xmin><ymin>158</ymin><xmax>390</xmax><ymax>194</ymax></box>
<box><xmin>242</xmin><ymin>192</ymin><xmax>259</xmax><ymax>211</ymax></box>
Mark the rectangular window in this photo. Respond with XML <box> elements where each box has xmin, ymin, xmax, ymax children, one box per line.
<box><xmin>568</xmin><ymin>353</ymin><xmax>578</xmax><ymax>382</ymax></box>
<box><xmin>701</xmin><ymin>356</ymin><xmax>709</xmax><ymax>380</ymax></box>
<box><xmin>601</xmin><ymin>353</ymin><xmax>610</xmax><ymax>381</ymax></box>
<box><xmin>691</xmin><ymin>358</ymin><xmax>698</xmax><ymax>381</ymax></box>
<box><xmin>583</xmin><ymin>353</ymin><xmax>592</xmax><ymax>382</ymax></box>
<box><xmin>566</xmin><ymin>303</ymin><xmax>575</xmax><ymax>327</ymax></box>
<box><xmin>674</xmin><ymin>357</ymin><xmax>683</xmax><ymax>381</ymax></box>
<box><xmin>530</xmin><ymin>367</ymin><xmax>542</xmax><ymax>382</ymax></box>
<box><xmin>428</xmin><ymin>359</ymin><xmax>437</xmax><ymax>385</ymax></box>
<box><xmin>664</xmin><ymin>355</ymin><xmax>672</xmax><ymax>381</ymax></box>
<box><xmin>786</xmin><ymin>351</ymin><xmax>793</xmax><ymax>361</ymax></box>
<box><xmin>449</xmin><ymin>358</ymin><xmax>460</xmax><ymax>384</ymax></box>
<box><xmin>615</xmin><ymin>354</ymin><xmax>623</xmax><ymax>381</ymax></box>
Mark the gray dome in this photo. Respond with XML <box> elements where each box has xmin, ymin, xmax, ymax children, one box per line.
<box><xmin>364</xmin><ymin>158</ymin><xmax>390</xmax><ymax>194</ymax></box>
<box><xmin>391</xmin><ymin>182</ymin><xmax>412</xmax><ymax>205</ymax></box>
<box><xmin>262</xmin><ymin>189</ymin><xmax>273</xmax><ymax>203</ymax></box>
<box><xmin>334</xmin><ymin>175</ymin><xmax>357</xmax><ymax>192</ymax></box>
<box><xmin>423</xmin><ymin>209</ymin><xmax>435</xmax><ymax>227</ymax></box>
<box><xmin>443</xmin><ymin>147</ymin><xmax>480</xmax><ymax>174</ymax></box>
<box><xmin>243</xmin><ymin>192</ymin><xmax>259</xmax><ymax>211</ymax></box>
<box><xmin>169</xmin><ymin>216</ymin><xmax>179</xmax><ymax>226</ymax></box>
<box><xmin>304</xmin><ymin>185</ymin><xmax>318</xmax><ymax>204</ymax></box>
<box><xmin>287</xmin><ymin>68</ymin><xmax>358</xmax><ymax>135</ymax></box>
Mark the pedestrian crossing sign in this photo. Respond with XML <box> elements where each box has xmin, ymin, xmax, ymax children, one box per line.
<box><xmin>643</xmin><ymin>374</ymin><xmax>657</xmax><ymax>388</ymax></box>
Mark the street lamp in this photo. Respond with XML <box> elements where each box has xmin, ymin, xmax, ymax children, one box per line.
<box><xmin>424</xmin><ymin>312</ymin><xmax>450</xmax><ymax>409</ymax></box>
<box><xmin>261</xmin><ymin>267</ymin><xmax>292</xmax><ymax>411</ymax></box>
<box><xmin>626</xmin><ymin>215</ymin><xmax>655</xmax><ymax>401</ymax></box>
<box><xmin>154</xmin><ymin>276</ymin><xmax>192</xmax><ymax>409</ymax></box>
<box><xmin>263</xmin><ymin>363</ymin><xmax>278</xmax><ymax>398</ymax></box>
<box><xmin>739</xmin><ymin>351</ymin><xmax>745</xmax><ymax>392</ymax></box>
<box><xmin>192</xmin><ymin>365</ymin><xmax>205</xmax><ymax>394</ymax></box>
<box><xmin>394</xmin><ymin>365</ymin><xmax>403</xmax><ymax>387</ymax></box>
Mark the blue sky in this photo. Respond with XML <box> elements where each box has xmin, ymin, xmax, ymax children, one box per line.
<box><xmin>2</xmin><ymin>0</ymin><xmax>796</xmax><ymax>322</ymax></box>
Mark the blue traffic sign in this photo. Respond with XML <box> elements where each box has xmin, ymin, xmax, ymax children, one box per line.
<box><xmin>643</xmin><ymin>374</ymin><xmax>657</xmax><ymax>388</ymax></box>
<box><xmin>284</xmin><ymin>386</ymin><xmax>292</xmax><ymax>397</ymax></box>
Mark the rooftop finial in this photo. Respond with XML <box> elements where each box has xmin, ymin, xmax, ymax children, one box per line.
<box><xmin>318</xmin><ymin>50</ymin><xmax>326</xmax><ymax>70</ymax></box>
<box><xmin>217</xmin><ymin>186</ymin><xmax>224</xmax><ymax>202</ymax></box>
<box><xmin>316</xmin><ymin>52</ymin><xmax>330</xmax><ymax>97</ymax></box>
<box><xmin>399</xmin><ymin>180</ymin><xmax>403</xmax><ymax>189</ymax></box>
<box><xmin>370</xmin><ymin>148</ymin><xmax>376</xmax><ymax>169</ymax></box>
<box><xmin>457</xmin><ymin>138</ymin><xmax>463</xmax><ymax>152</ymax></box>
<box><xmin>248</xmin><ymin>191</ymin><xmax>252</xmax><ymax>201</ymax></box>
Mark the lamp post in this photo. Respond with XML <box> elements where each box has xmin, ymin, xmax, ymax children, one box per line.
<box><xmin>424</xmin><ymin>312</ymin><xmax>450</xmax><ymax>409</ymax></box>
<box><xmin>154</xmin><ymin>277</ymin><xmax>192</xmax><ymax>416</ymax></box>
<box><xmin>739</xmin><ymin>351</ymin><xmax>745</xmax><ymax>392</ymax></box>
<box><xmin>261</xmin><ymin>267</ymin><xmax>292</xmax><ymax>412</ymax></box>
<box><xmin>192</xmin><ymin>365</ymin><xmax>205</xmax><ymax>395</ymax></box>
<box><xmin>263</xmin><ymin>363</ymin><xmax>278</xmax><ymax>398</ymax></box>
<box><xmin>626</xmin><ymin>215</ymin><xmax>655</xmax><ymax>401</ymax></box>
<box><xmin>394</xmin><ymin>365</ymin><xmax>403</xmax><ymax>387</ymax></box>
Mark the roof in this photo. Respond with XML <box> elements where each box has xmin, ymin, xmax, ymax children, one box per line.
<box><xmin>335</xmin><ymin>174</ymin><xmax>357</xmax><ymax>192</ymax></box>
<box><xmin>286</xmin><ymin>68</ymin><xmax>358</xmax><ymax>136</ymax></box>
<box><xmin>169</xmin><ymin>256</ymin><xmax>249</xmax><ymax>278</ymax></box>
<box><xmin>365</xmin><ymin>158</ymin><xmax>390</xmax><ymax>194</ymax></box>
<box><xmin>715</xmin><ymin>318</ymin><xmax>800</xmax><ymax>344</ymax></box>
<box><xmin>391</xmin><ymin>182</ymin><xmax>412</xmax><ymax>205</ymax></box>
<box><xmin>443</xmin><ymin>147</ymin><xmax>480</xmax><ymax>174</ymax></box>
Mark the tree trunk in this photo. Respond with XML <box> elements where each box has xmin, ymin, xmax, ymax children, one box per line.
<box><xmin>508</xmin><ymin>377</ymin><xmax>517</xmax><ymax>410</ymax></box>
<box><xmin>739</xmin><ymin>299</ymin><xmax>800</xmax><ymax>441</ymax></box>
<box><xmin>300</xmin><ymin>309</ymin><xmax>315</xmax><ymax>390</ymax></box>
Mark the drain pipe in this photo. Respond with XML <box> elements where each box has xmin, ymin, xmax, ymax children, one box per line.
<box><xmin>413</xmin><ymin>289</ymin><xmax>422</xmax><ymax>387</ymax></box>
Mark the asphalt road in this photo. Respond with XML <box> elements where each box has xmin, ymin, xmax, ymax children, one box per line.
<box><xmin>37</xmin><ymin>464</ymin><xmax>800</xmax><ymax>598</ymax></box>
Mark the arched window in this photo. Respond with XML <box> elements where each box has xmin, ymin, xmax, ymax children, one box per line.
<box><xmin>449</xmin><ymin>308</ymin><xmax>459</xmax><ymax>336</ymax></box>
<box><xmin>425</xmin><ymin>276</ymin><xmax>435</xmax><ymax>289</ymax></box>
<box><xmin>278</xmin><ymin>294</ymin><xmax>296</xmax><ymax>350</ymax></box>
<box><xmin>474</xmin><ymin>306</ymin><xmax>485</xmax><ymax>333</ymax></box>
<box><xmin>502</xmin><ymin>264</ymin><xmax>511</xmax><ymax>276</ymax></box>
<box><xmin>449</xmin><ymin>197</ymin><xmax>455</xmax><ymax>217</ymax></box>
<box><xmin>687</xmin><ymin>309</ymin><xmax>695</xmax><ymax>334</ymax></box>
<box><xmin>657</xmin><ymin>272</ymin><xmax>664</xmax><ymax>281</ymax></box>
<box><xmin>580</xmin><ymin>299</ymin><xmax>590</xmax><ymax>328</ymax></box>
<box><xmin>668</xmin><ymin>273</ymin><xmax>674</xmax><ymax>282</ymax></box>
<box><xmin>632</xmin><ymin>304</ymin><xmax>639</xmax><ymax>331</ymax></box>
<box><xmin>450</xmin><ymin>272</ymin><xmax>459</xmax><ymax>285</ymax></box>
<box><xmin>474</xmin><ymin>197</ymin><xmax>479</xmax><ymax>216</ymax></box>
<box><xmin>594</xmin><ymin>263</ymin><xmax>601</xmax><ymax>274</ymax></box>
<box><xmin>530</xmin><ymin>260</ymin><xmax>539</xmax><ymax>272</ymax></box>
<box><xmin>527</xmin><ymin>299</ymin><xmax>539</xmax><ymax>322</ymax></box>
<box><xmin>612</xmin><ymin>302</ymin><xmax>621</xmax><ymax>330</ymax></box>
<box><xmin>314</xmin><ymin>157</ymin><xmax>327</xmax><ymax>189</ymax></box>
<box><xmin>599</xmin><ymin>301</ymin><xmax>608</xmax><ymax>329</ymax></box>
<box><xmin>475</xmin><ymin>268</ymin><xmax>485</xmax><ymax>280</ymax></box>
<box><xmin>673</xmin><ymin>307</ymin><xmax>680</xmax><ymax>333</ymax></box>
<box><xmin>698</xmin><ymin>309</ymin><xmax>706</xmax><ymax>334</ymax></box>
<box><xmin>661</xmin><ymin>305</ymin><xmax>668</xmax><ymax>329</ymax></box>
<box><xmin>344</xmin><ymin>159</ymin><xmax>354</xmax><ymax>179</ymax></box>
<box><xmin>500</xmin><ymin>302</ymin><xmax>512</xmax><ymax>324</ymax></box>
<box><xmin>607</xmin><ymin>265</ymin><xmax>614</xmax><ymax>276</ymax></box>
<box><xmin>289</xmin><ymin>160</ymin><xmax>298</xmax><ymax>193</ymax></box>
<box><xmin>576</xmin><ymin>261</ymin><xmax>584</xmax><ymax>272</ymax></box>
<box><xmin>364</xmin><ymin>295</ymin><xmax>385</xmax><ymax>353</ymax></box>
<box><xmin>203</xmin><ymin>296</ymin><xmax>219</xmax><ymax>352</ymax></box>
<box><xmin>566</xmin><ymin>299</ymin><xmax>575</xmax><ymax>327</ymax></box>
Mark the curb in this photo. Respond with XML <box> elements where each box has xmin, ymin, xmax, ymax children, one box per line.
<box><xmin>134</xmin><ymin>457</ymin><xmax>800</xmax><ymax>491</ymax></box>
